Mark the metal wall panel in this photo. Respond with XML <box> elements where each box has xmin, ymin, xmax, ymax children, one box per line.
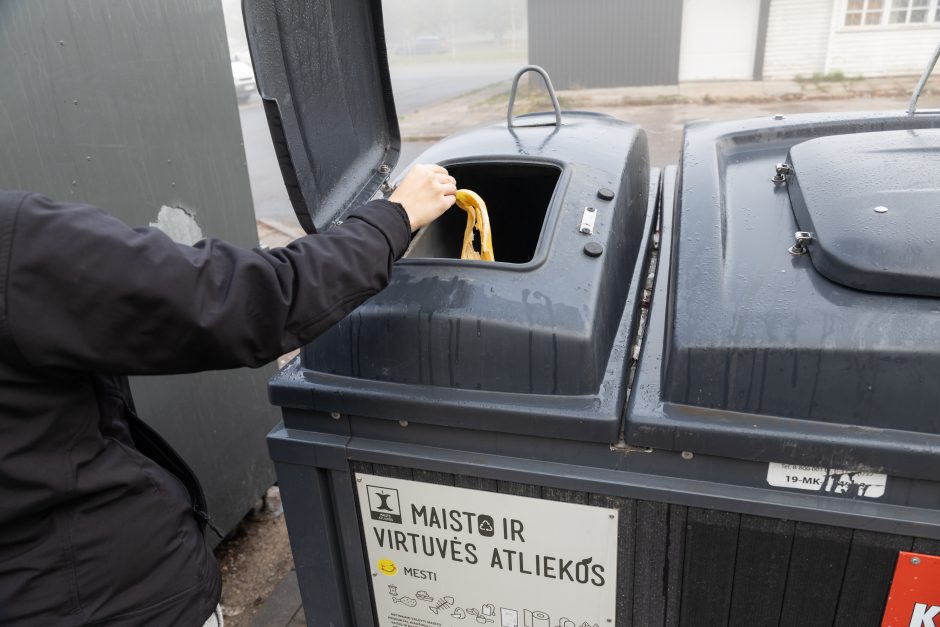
<box><xmin>0</xmin><ymin>0</ymin><xmax>280</xmax><ymax>543</ymax></box>
<box><xmin>527</xmin><ymin>0</ymin><xmax>684</xmax><ymax>89</ymax></box>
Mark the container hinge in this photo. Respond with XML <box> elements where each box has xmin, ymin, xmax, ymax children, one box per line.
<box><xmin>379</xmin><ymin>164</ymin><xmax>396</xmax><ymax>197</ymax></box>
<box><xmin>610</xmin><ymin>440</ymin><xmax>653</xmax><ymax>454</ymax></box>
<box><xmin>788</xmin><ymin>231</ymin><xmax>814</xmax><ymax>256</ymax></box>
<box><xmin>771</xmin><ymin>163</ymin><xmax>792</xmax><ymax>184</ymax></box>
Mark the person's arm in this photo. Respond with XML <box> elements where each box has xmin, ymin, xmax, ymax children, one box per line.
<box><xmin>2</xmin><ymin>166</ymin><xmax>456</xmax><ymax>375</ymax></box>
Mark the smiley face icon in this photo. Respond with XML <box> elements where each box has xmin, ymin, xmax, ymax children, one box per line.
<box><xmin>376</xmin><ymin>559</ymin><xmax>398</xmax><ymax>576</ymax></box>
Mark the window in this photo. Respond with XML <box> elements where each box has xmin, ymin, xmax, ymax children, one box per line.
<box><xmin>844</xmin><ymin>0</ymin><xmax>885</xmax><ymax>26</ymax></box>
<box><xmin>844</xmin><ymin>0</ymin><xmax>940</xmax><ymax>25</ymax></box>
<box><xmin>889</xmin><ymin>0</ymin><xmax>930</xmax><ymax>23</ymax></box>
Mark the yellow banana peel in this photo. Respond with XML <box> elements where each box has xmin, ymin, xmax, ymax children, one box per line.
<box><xmin>455</xmin><ymin>189</ymin><xmax>495</xmax><ymax>262</ymax></box>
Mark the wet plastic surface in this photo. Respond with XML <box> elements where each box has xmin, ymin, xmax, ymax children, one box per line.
<box><xmin>786</xmin><ymin>128</ymin><xmax>940</xmax><ymax>297</ymax></box>
<box><xmin>299</xmin><ymin>113</ymin><xmax>650</xmax><ymax>400</ymax></box>
<box><xmin>627</xmin><ymin>112</ymin><xmax>940</xmax><ymax>479</ymax></box>
<box><xmin>244</xmin><ymin>0</ymin><xmax>399</xmax><ymax>233</ymax></box>
<box><xmin>270</xmin><ymin>113</ymin><xmax>655</xmax><ymax>442</ymax></box>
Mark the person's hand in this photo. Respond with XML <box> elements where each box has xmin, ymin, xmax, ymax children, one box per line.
<box><xmin>389</xmin><ymin>164</ymin><xmax>456</xmax><ymax>232</ymax></box>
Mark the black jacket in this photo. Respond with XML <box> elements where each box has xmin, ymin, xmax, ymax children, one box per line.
<box><xmin>0</xmin><ymin>191</ymin><xmax>412</xmax><ymax>625</ymax></box>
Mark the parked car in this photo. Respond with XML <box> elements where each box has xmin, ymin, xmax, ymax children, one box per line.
<box><xmin>230</xmin><ymin>60</ymin><xmax>256</xmax><ymax>103</ymax></box>
<box><xmin>413</xmin><ymin>35</ymin><xmax>449</xmax><ymax>55</ymax></box>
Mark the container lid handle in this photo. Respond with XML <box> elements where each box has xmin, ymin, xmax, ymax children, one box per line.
<box><xmin>908</xmin><ymin>41</ymin><xmax>940</xmax><ymax>116</ymax></box>
<box><xmin>507</xmin><ymin>65</ymin><xmax>563</xmax><ymax>128</ymax></box>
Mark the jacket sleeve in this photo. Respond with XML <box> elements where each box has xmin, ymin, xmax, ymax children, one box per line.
<box><xmin>3</xmin><ymin>192</ymin><xmax>412</xmax><ymax>374</ymax></box>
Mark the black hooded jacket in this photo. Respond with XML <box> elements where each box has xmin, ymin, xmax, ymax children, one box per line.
<box><xmin>0</xmin><ymin>191</ymin><xmax>412</xmax><ymax>625</ymax></box>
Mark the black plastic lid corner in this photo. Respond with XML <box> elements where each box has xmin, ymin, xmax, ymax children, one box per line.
<box><xmin>243</xmin><ymin>0</ymin><xmax>400</xmax><ymax>233</ymax></box>
<box><xmin>786</xmin><ymin>128</ymin><xmax>940</xmax><ymax>296</ymax></box>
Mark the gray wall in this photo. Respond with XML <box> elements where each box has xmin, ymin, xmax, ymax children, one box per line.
<box><xmin>0</xmin><ymin>0</ymin><xmax>280</xmax><ymax>543</ymax></box>
<box><xmin>528</xmin><ymin>0</ymin><xmax>684</xmax><ymax>89</ymax></box>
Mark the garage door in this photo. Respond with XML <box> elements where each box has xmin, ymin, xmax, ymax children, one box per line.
<box><xmin>679</xmin><ymin>0</ymin><xmax>761</xmax><ymax>81</ymax></box>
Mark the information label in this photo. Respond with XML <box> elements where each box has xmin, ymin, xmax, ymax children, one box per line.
<box><xmin>766</xmin><ymin>462</ymin><xmax>887</xmax><ymax>498</ymax></box>
<box><xmin>356</xmin><ymin>474</ymin><xmax>618</xmax><ymax>627</ymax></box>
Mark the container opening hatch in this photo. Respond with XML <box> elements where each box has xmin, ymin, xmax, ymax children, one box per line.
<box><xmin>405</xmin><ymin>162</ymin><xmax>561</xmax><ymax>264</ymax></box>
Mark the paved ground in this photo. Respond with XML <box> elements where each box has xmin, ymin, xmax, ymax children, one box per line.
<box><xmin>238</xmin><ymin>73</ymin><xmax>938</xmax><ymax>626</ymax></box>
<box><xmin>397</xmin><ymin>74</ymin><xmax>939</xmax><ymax>167</ymax></box>
<box><xmin>248</xmin><ymin>572</ymin><xmax>304</xmax><ymax>627</ymax></box>
<box><xmin>390</xmin><ymin>61</ymin><xmax>523</xmax><ymax>115</ymax></box>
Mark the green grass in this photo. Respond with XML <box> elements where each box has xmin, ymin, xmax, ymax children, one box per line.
<box><xmin>794</xmin><ymin>71</ymin><xmax>864</xmax><ymax>83</ymax></box>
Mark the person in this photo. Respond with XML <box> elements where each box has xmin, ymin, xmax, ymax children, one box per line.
<box><xmin>0</xmin><ymin>164</ymin><xmax>456</xmax><ymax>626</ymax></box>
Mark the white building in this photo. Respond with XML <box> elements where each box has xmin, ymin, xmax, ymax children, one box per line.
<box><xmin>680</xmin><ymin>0</ymin><xmax>940</xmax><ymax>82</ymax></box>
<box><xmin>765</xmin><ymin>0</ymin><xmax>939</xmax><ymax>79</ymax></box>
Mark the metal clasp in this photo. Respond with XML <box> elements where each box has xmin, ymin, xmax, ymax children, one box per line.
<box><xmin>772</xmin><ymin>163</ymin><xmax>792</xmax><ymax>184</ymax></box>
<box><xmin>789</xmin><ymin>231</ymin><xmax>814</xmax><ymax>256</ymax></box>
<box><xmin>579</xmin><ymin>206</ymin><xmax>597</xmax><ymax>235</ymax></box>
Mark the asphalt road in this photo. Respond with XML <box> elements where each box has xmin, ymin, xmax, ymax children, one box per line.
<box><xmin>240</xmin><ymin>60</ymin><xmax>521</xmax><ymax>225</ymax></box>
<box><xmin>389</xmin><ymin>61</ymin><xmax>521</xmax><ymax>114</ymax></box>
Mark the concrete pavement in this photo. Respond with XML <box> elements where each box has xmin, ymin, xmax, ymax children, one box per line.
<box><xmin>247</xmin><ymin>571</ymin><xmax>304</xmax><ymax>627</ymax></box>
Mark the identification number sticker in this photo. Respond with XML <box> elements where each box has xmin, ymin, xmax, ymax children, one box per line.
<box><xmin>766</xmin><ymin>462</ymin><xmax>887</xmax><ymax>498</ymax></box>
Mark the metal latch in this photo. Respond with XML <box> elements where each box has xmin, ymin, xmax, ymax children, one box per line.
<box><xmin>579</xmin><ymin>206</ymin><xmax>597</xmax><ymax>235</ymax></box>
<box><xmin>788</xmin><ymin>231</ymin><xmax>814</xmax><ymax>256</ymax></box>
<box><xmin>772</xmin><ymin>163</ymin><xmax>792</xmax><ymax>184</ymax></box>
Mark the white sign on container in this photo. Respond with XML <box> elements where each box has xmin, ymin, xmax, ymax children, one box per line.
<box><xmin>355</xmin><ymin>474</ymin><xmax>619</xmax><ymax>627</ymax></box>
<box><xmin>766</xmin><ymin>462</ymin><xmax>887</xmax><ymax>498</ymax></box>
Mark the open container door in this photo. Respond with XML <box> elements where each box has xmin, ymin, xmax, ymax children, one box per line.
<box><xmin>243</xmin><ymin>0</ymin><xmax>399</xmax><ymax>233</ymax></box>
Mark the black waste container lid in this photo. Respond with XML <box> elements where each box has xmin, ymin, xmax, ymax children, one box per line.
<box><xmin>786</xmin><ymin>129</ymin><xmax>940</xmax><ymax>297</ymax></box>
<box><xmin>625</xmin><ymin>112</ymin><xmax>940</xmax><ymax>480</ymax></box>
<box><xmin>243</xmin><ymin>0</ymin><xmax>399</xmax><ymax>233</ymax></box>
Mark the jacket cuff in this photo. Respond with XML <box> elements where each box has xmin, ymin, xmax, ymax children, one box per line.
<box><xmin>347</xmin><ymin>199</ymin><xmax>412</xmax><ymax>259</ymax></box>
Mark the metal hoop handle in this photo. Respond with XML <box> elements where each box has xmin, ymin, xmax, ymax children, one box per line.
<box><xmin>908</xmin><ymin>40</ymin><xmax>940</xmax><ymax>116</ymax></box>
<box><xmin>506</xmin><ymin>65</ymin><xmax>562</xmax><ymax>128</ymax></box>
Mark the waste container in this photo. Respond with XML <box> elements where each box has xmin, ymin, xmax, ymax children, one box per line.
<box><xmin>245</xmin><ymin>2</ymin><xmax>940</xmax><ymax>625</ymax></box>
<box><xmin>622</xmin><ymin>119</ymin><xmax>940</xmax><ymax>626</ymax></box>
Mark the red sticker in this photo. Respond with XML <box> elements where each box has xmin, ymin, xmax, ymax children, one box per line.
<box><xmin>882</xmin><ymin>552</ymin><xmax>940</xmax><ymax>627</ymax></box>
